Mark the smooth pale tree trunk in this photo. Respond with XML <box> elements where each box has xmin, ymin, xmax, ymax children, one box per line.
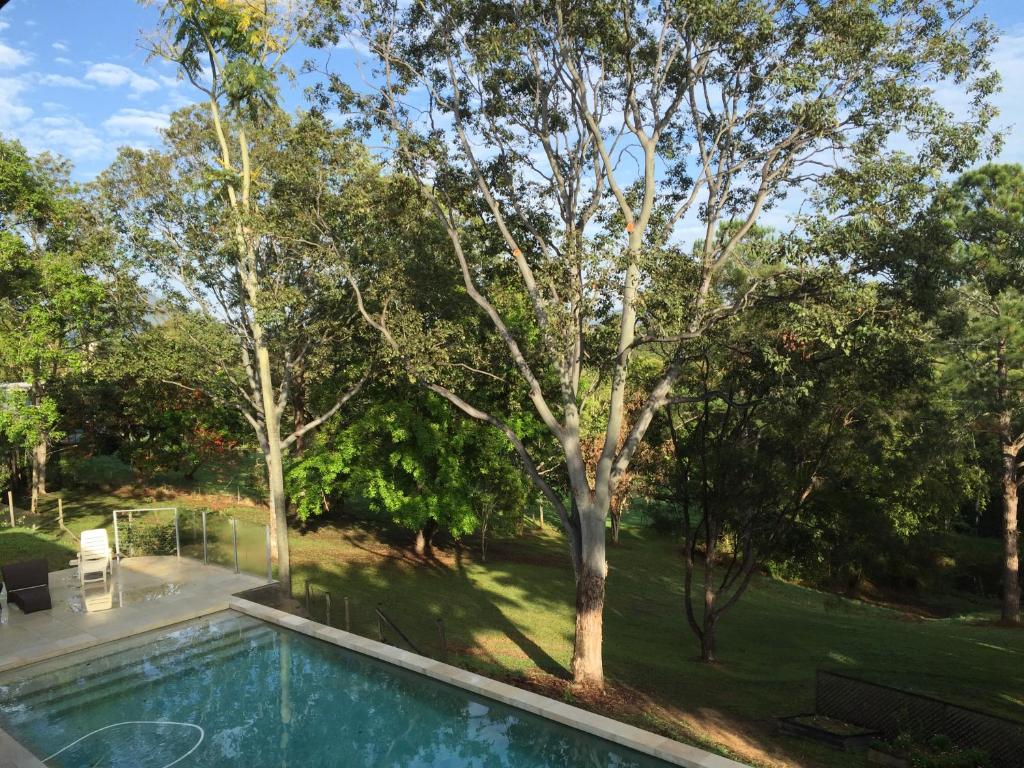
<box><xmin>997</xmin><ymin>340</ymin><xmax>1021</xmax><ymax>625</ymax></box>
<box><xmin>255</xmin><ymin>340</ymin><xmax>291</xmax><ymax>594</ymax></box>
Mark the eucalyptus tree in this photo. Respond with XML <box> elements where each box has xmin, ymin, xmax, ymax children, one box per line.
<box><xmin>309</xmin><ymin>0</ymin><xmax>997</xmax><ymax>685</ymax></box>
<box><xmin>108</xmin><ymin>0</ymin><xmax>372</xmax><ymax>591</ymax></box>
<box><xmin>0</xmin><ymin>137</ymin><xmax>136</xmax><ymax>509</ymax></box>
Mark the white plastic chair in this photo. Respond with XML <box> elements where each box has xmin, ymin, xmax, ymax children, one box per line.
<box><xmin>77</xmin><ymin>529</ymin><xmax>113</xmax><ymax>586</ymax></box>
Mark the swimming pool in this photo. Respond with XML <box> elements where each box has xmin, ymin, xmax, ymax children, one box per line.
<box><xmin>0</xmin><ymin>612</ymin><xmax>675</xmax><ymax>767</ymax></box>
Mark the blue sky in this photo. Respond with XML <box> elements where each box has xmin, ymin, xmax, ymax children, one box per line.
<box><xmin>1</xmin><ymin>0</ymin><xmax>1023</xmax><ymax>181</ymax></box>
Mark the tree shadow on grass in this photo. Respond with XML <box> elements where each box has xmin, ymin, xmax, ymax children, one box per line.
<box><xmin>288</xmin><ymin>532</ymin><xmax>573</xmax><ymax>680</ymax></box>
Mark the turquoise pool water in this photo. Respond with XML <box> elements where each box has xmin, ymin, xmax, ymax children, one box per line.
<box><xmin>0</xmin><ymin>613</ymin><xmax>673</xmax><ymax>767</ymax></box>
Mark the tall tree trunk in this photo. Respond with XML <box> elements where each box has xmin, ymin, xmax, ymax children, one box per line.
<box><xmin>414</xmin><ymin>517</ymin><xmax>438</xmax><ymax>556</ymax></box>
<box><xmin>610</xmin><ymin>508</ymin><xmax>621</xmax><ymax>544</ymax></box>
<box><xmin>570</xmin><ymin>498</ymin><xmax>607</xmax><ymax>686</ymax></box>
<box><xmin>997</xmin><ymin>339</ymin><xmax>1020</xmax><ymax>625</ymax></box>
<box><xmin>31</xmin><ymin>436</ymin><xmax>46</xmax><ymax>501</ymax></box>
<box><xmin>293</xmin><ymin>360</ymin><xmax>308</xmax><ymax>457</ymax></box>
<box><xmin>30</xmin><ymin>383</ymin><xmax>46</xmax><ymax>504</ymax></box>
<box><xmin>999</xmin><ymin>457</ymin><xmax>1019</xmax><ymax>624</ymax></box>
<box><xmin>700</xmin><ymin>616</ymin><xmax>718</xmax><ymax>663</ymax></box>
<box><xmin>255</xmin><ymin>341</ymin><xmax>291</xmax><ymax>594</ymax></box>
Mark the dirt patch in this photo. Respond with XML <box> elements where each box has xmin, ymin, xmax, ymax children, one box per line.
<box><xmin>496</xmin><ymin>670</ymin><xmax>797</xmax><ymax>768</ymax></box>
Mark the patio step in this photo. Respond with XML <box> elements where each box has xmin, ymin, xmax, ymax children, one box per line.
<box><xmin>4</xmin><ymin>621</ymin><xmax>277</xmax><ymax>712</ymax></box>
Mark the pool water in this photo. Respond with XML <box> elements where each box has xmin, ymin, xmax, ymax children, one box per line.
<box><xmin>0</xmin><ymin>613</ymin><xmax>672</xmax><ymax>767</ymax></box>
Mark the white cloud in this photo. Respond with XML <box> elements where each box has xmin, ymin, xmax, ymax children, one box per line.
<box><xmin>0</xmin><ymin>81</ymin><xmax>104</xmax><ymax>162</ymax></box>
<box><xmin>0</xmin><ymin>77</ymin><xmax>32</xmax><ymax>129</ymax></box>
<box><xmin>54</xmin><ymin>57</ymin><xmax>73</xmax><ymax>66</ymax></box>
<box><xmin>102</xmin><ymin>108</ymin><xmax>170</xmax><ymax>137</ymax></box>
<box><xmin>37</xmin><ymin>73</ymin><xmax>93</xmax><ymax>89</ymax></box>
<box><xmin>0</xmin><ymin>41</ymin><xmax>29</xmax><ymax>69</ymax></box>
<box><xmin>335</xmin><ymin>36</ymin><xmax>371</xmax><ymax>56</ymax></box>
<box><xmin>84</xmin><ymin>63</ymin><xmax>159</xmax><ymax>94</ymax></box>
<box><xmin>33</xmin><ymin>116</ymin><xmax>105</xmax><ymax>158</ymax></box>
<box><xmin>988</xmin><ymin>30</ymin><xmax>1024</xmax><ymax>164</ymax></box>
<box><xmin>52</xmin><ymin>42</ymin><xmax>69</xmax><ymax>52</ymax></box>
<box><xmin>0</xmin><ymin>22</ymin><xmax>8</xmax><ymax>33</ymax></box>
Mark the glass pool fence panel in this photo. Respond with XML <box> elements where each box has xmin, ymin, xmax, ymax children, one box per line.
<box><xmin>199</xmin><ymin>511</ymin><xmax>272</xmax><ymax>580</ymax></box>
<box><xmin>113</xmin><ymin>508</ymin><xmax>179</xmax><ymax>559</ymax></box>
<box><xmin>177</xmin><ymin>508</ymin><xmax>205</xmax><ymax>560</ymax></box>
<box><xmin>234</xmin><ymin>516</ymin><xmax>272</xmax><ymax>579</ymax></box>
<box><xmin>112</xmin><ymin>507</ymin><xmax>272</xmax><ymax>581</ymax></box>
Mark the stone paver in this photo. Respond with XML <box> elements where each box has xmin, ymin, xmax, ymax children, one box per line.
<box><xmin>0</xmin><ymin>556</ymin><xmax>265</xmax><ymax>672</ymax></box>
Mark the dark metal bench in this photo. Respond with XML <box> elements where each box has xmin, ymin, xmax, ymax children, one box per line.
<box><xmin>2</xmin><ymin>558</ymin><xmax>52</xmax><ymax>614</ymax></box>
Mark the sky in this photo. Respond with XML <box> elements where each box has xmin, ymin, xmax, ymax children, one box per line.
<box><xmin>0</xmin><ymin>0</ymin><xmax>1023</xmax><ymax>182</ymax></box>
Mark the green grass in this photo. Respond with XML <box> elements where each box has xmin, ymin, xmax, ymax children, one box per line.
<box><xmin>284</xmin><ymin>520</ymin><xmax>1024</xmax><ymax>767</ymax></box>
<box><xmin>3</xmin><ymin>487</ymin><xmax>1021</xmax><ymax>768</ymax></box>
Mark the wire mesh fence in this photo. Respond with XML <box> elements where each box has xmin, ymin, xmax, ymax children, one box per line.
<box><xmin>816</xmin><ymin>670</ymin><xmax>1024</xmax><ymax>767</ymax></box>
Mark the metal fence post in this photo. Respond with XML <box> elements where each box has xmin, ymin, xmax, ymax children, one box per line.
<box><xmin>305</xmin><ymin>582</ymin><xmax>311</xmax><ymax>612</ymax></box>
<box><xmin>174</xmin><ymin>508</ymin><xmax>181</xmax><ymax>559</ymax></box>
<box><xmin>231</xmin><ymin>517</ymin><xmax>239</xmax><ymax>574</ymax></box>
<box><xmin>202</xmin><ymin>510</ymin><xmax>208</xmax><ymax>565</ymax></box>
<box><xmin>264</xmin><ymin>525</ymin><xmax>272</xmax><ymax>582</ymax></box>
<box><xmin>113</xmin><ymin>511</ymin><xmax>121</xmax><ymax>558</ymax></box>
<box><xmin>325</xmin><ymin>593</ymin><xmax>331</xmax><ymax>626</ymax></box>
<box><xmin>377</xmin><ymin>613</ymin><xmax>385</xmax><ymax>643</ymax></box>
<box><xmin>344</xmin><ymin>597</ymin><xmax>351</xmax><ymax>633</ymax></box>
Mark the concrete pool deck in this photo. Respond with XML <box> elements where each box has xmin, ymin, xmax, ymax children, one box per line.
<box><xmin>0</xmin><ymin>556</ymin><xmax>265</xmax><ymax>673</ymax></box>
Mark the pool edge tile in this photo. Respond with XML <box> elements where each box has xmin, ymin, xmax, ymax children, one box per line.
<box><xmin>0</xmin><ymin>725</ymin><xmax>46</xmax><ymax>767</ymax></box>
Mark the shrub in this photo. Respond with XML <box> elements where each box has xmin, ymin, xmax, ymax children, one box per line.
<box><xmin>60</xmin><ymin>454</ymin><xmax>135</xmax><ymax>489</ymax></box>
<box><xmin>120</xmin><ymin>519</ymin><xmax>177</xmax><ymax>557</ymax></box>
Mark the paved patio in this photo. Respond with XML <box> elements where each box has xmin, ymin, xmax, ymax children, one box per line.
<box><xmin>0</xmin><ymin>556</ymin><xmax>266</xmax><ymax>673</ymax></box>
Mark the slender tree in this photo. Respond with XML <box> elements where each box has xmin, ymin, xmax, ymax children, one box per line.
<box><xmin>310</xmin><ymin>0</ymin><xmax>997</xmax><ymax>685</ymax></box>
<box><xmin>109</xmin><ymin>0</ymin><xmax>369</xmax><ymax>591</ymax></box>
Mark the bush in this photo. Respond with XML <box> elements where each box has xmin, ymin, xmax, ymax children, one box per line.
<box><xmin>60</xmin><ymin>454</ymin><xmax>135</xmax><ymax>489</ymax></box>
<box><xmin>120</xmin><ymin>519</ymin><xmax>177</xmax><ymax>557</ymax></box>
<box><xmin>879</xmin><ymin>734</ymin><xmax>991</xmax><ymax>768</ymax></box>
<box><xmin>632</xmin><ymin>498</ymin><xmax>685</xmax><ymax>535</ymax></box>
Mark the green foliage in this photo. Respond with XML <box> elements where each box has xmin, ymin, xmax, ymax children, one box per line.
<box><xmin>60</xmin><ymin>454</ymin><xmax>136</xmax><ymax>489</ymax></box>
<box><xmin>0</xmin><ymin>135</ymin><xmax>140</xmax><ymax>488</ymax></box>
<box><xmin>148</xmin><ymin>0</ymin><xmax>300</xmax><ymax>120</ymax></box>
<box><xmin>120</xmin><ymin>518</ymin><xmax>178</xmax><ymax>557</ymax></box>
<box><xmin>288</xmin><ymin>389</ymin><xmax>532</xmax><ymax>542</ymax></box>
<box><xmin>881</xmin><ymin>733</ymin><xmax>991</xmax><ymax>768</ymax></box>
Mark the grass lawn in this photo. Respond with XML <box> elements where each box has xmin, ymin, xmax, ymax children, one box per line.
<box><xmin>3</xmin><ymin>486</ymin><xmax>1022</xmax><ymax>768</ymax></box>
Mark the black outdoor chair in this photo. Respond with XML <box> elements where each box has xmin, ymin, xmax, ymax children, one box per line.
<box><xmin>1</xmin><ymin>558</ymin><xmax>53</xmax><ymax>614</ymax></box>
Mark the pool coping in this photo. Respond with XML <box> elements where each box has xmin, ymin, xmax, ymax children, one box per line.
<box><xmin>229</xmin><ymin>596</ymin><xmax>749</xmax><ymax>768</ymax></box>
<box><xmin>0</xmin><ymin>726</ymin><xmax>45</xmax><ymax>768</ymax></box>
